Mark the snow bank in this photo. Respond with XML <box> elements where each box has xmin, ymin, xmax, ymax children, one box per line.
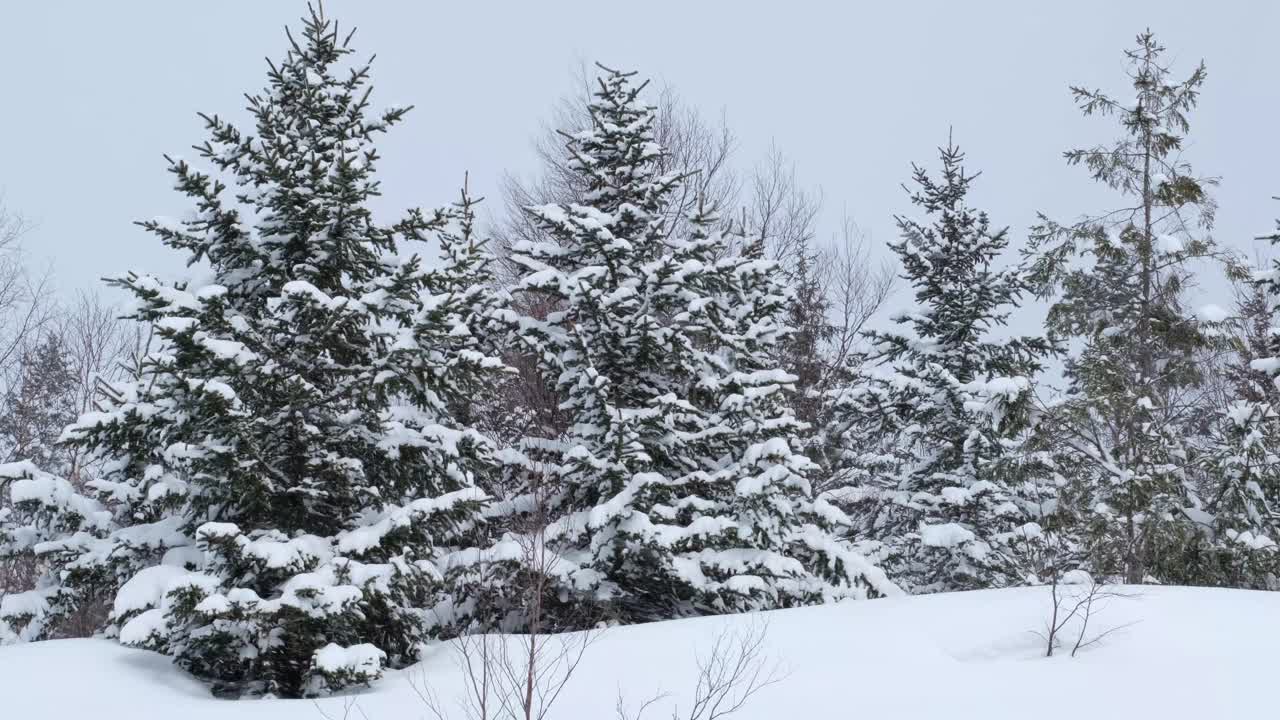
<box><xmin>1</xmin><ymin>586</ymin><xmax>1276</xmax><ymax>719</ymax></box>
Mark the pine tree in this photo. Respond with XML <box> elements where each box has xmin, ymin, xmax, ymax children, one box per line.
<box><xmin>489</xmin><ymin>67</ymin><xmax>896</xmax><ymax>628</ymax></box>
<box><xmin>1189</xmin><ymin>218</ymin><xmax>1280</xmax><ymax>588</ymax></box>
<box><xmin>0</xmin><ymin>335</ymin><xmax>90</xmax><ymax>640</ymax></box>
<box><xmin>0</xmin><ymin>6</ymin><xmax>505</xmax><ymax>697</ymax></box>
<box><xmin>1194</xmin><ymin>398</ymin><xmax>1280</xmax><ymax>588</ymax></box>
<box><xmin>1025</xmin><ymin>31</ymin><xmax>1218</xmax><ymax>585</ymax></box>
<box><xmin>1257</xmin><ymin>202</ymin><xmax>1280</xmax><ymax>372</ymax></box>
<box><xmin>828</xmin><ymin>139</ymin><xmax>1053</xmax><ymax>594</ymax></box>
<box><xmin>0</xmin><ymin>336</ymin><xmax>79</xmax><ymax>475</ymax></box>
<box><xmin>778</xmin><ymin>247</ymin><xmax>834</xmax><ymax>446</ymax></box>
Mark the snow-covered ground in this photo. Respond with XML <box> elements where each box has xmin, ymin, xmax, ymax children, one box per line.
<box><xmin>2</xmin><ymin>586</ymin><xmax>1272</xmax><ymax>719</ymax></box>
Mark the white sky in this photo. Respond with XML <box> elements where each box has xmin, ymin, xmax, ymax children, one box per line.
<box><xmin>3</xmin><ymin>0</ymin><xmax>1278</xmax><ymax>327</ymax></box>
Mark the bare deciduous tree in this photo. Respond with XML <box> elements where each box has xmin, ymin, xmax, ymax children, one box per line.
<box><xmin>1037</xmin><ymin>570</ymin><xmax>1138</xmax><ymax>658</ymax></box>
<box><xmin>0</xmin><ymin>201</ymin><xmax>144</xmax><ymax>636</ymax></box>
<box><xmin>55</xmin><ymin>291</ymin><xmax>147</xmax><ymax>486</ymax></box>
<box><xmin>1021</xmin><ymin>464</ymin><xmax>1140</xmax><ymax>659</ymax></box>
<box><xmin>616</xmin><ymin>618</ymin><xmax>785</xmax><ymax>720</ymax></box>
<box><xmin>820</xmin><ymin>219</ymin><xmax>896</xmax><ymax>376</ymax></box>
<box><xmin>0</xmin><ymin>201</ymin><xmax>53</xmax><ymax>387</ymax></box>
<box><xmin>414</xmin><ymin>462</ymin><xmax>599</xmax><ymax>720</ymax></box>
<box><xmin>415</xmin><ymin>620</ymin><xmax>596</xmax><ymax>720</ymax></box>
<box><xmin>734</xmin><ymin>144</ymin><xmax>819</xmax><ymax>272</ymax></box>
<box><xmin>0</xmin><ymin>199</ymin><xmax>54</xmax><ymax>612</ymax></box>
<box><xmin>492</xmin><ymin>62</ymin><xmax>739</xmax><ymax>287</ymax></box>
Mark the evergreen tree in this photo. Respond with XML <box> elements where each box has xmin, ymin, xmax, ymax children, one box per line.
<box><xmin>0</xmin><ymin>336</ymin><xmax>79</xmax><ymax>476</ymax></box>
<box><xmin>1190</xmin><ymin>217</ymin><xmax>1280</xmax><ymax>588</ymax></box>
<box><xmin>828</xmin><ymin>139</ymin><xmax>1053</xmax><ymax>594</ymax></box>
<box><xmin>1257</xmin><ymin>202</ymin><xmax>1280</xmax><ymax>372</ymax></box>
<box><xmin>489</xmin><ymin>67</ymin><xmax>897</xmax><ymax>628</ymax></box>
<box><xmin>1025</xmin><ymin>31</ymin><xmax>1218</xmax><ymax>584</ymax></box>
<box><xmin>1194</xmin><ymin>398</ymin><xmax>1280</xmax><ymax>588</ymax></box>
<box><xmin>0</xmin><ymin>6</ymin><xmax>505</xmax><ymax>697</ymax></box>
<box><xmin>778</xmin><ymin>247</ymin><xmax>835</xmax><ymax>450</ymax></box>
<box><xmin>0</xmin><ymin>336</ymin><xmax>91</xmax><ymax>641</ymax></box>
<box><xmin>1210</xmin><ymin>277</ymin><xmax>1280</xmax><ymax>419</ymax></box>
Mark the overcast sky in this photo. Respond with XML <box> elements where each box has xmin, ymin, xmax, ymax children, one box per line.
<box><xmin>3</xmin><ymin>1</ymin><xmax>1278</xmax><ymax>324</ymax></box>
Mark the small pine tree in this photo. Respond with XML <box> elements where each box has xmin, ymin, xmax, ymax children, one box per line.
<box><xmin>0</xmin><ymin>336</ymin><xmax>79</xmax><ymax>475</ymax></box>
<box><xmin>1193</xmin><ymin>216</ymin><xmax>1280</xmax><ymax>588</ymax></box>
<box><xmin>1221</xmin><ymin>279</ymin><xmax>1280</xmax><ymax>407</ymax></box>
<box><xmin>828</xmin><ymin>139</ymin><xmax>1053</xmax><ymax>594</ymax></box>
<box><xmin>1195</xmin><ymin>399</ymin><xmax>1280</xmax><ymax>588</ymax></box>
<box><xmin>1025</xmin><ymin>31</ymin><xmax>1218</xmax><ymax>585</ymax></box>
<box><xmin>778</xmin><ymin>247</ymin><xmax>834</xmax><ymax>445</ymax></box>
<box><xmin>0</xmin><ymin>335</ymin><xmax>97</xmax><ymax>641</ymax></box>
<box><xmin>489</xmin><ymin>67</ymin><xmax>896</xmax><ymax>629</ymax></box>
<box><xmin>1257</xmin><ymin>201</ymin><xmax>1280</xmax><ymax>373</ymax></box>
<box><xmin>1</xmin><ymin>6</ymin><xmax>506</xmax><ymax>697</ymax></box>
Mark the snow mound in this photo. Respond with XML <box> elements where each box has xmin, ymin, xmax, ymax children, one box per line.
<box><xmin>1</xmin><ymin>586</ymin><xmax>1276</xmax><ymax>719</ymax></box>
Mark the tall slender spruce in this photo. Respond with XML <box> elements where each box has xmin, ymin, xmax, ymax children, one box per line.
<box><xmin>828</xmin><ymin>139</ymin><xmax>1052</xmax><ymax>593</ymax></box>
<box><xmin>1026</xmin><ymin>31</ymin><xmax>1218</xmax><ymax>584</ymax></box>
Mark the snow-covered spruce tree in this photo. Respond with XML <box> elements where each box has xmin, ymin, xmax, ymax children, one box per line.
<box><xmin>778</xmin><ymin>247</ymin><xmax>834</xmax><ymax>444</ymax></box>
<box><xmin>1025</xmin><ymin>31</ymin><xmax>1219</xmax><ymax>585</ymax></box>
<box><xmin>0</xmin><ymin>336</ymin><xmax>95</xmax><ymax>638</ymax></box>
<box><xmin>1218</xmin><ymin>277</ymin><xmax>1280</xmax><ymax>408</ymax></box>
<box><xmin>1194</xmin><ymin>398</ymin><xmax>1280</xmax><ymax>588</ymax></box>
<box><xmin>0</xmin><ymin>460</ymin><xmax>113</xmax><ymax>644</ymax></box>
<box><xmin>484</xmin><ymin>67</ymin><xmax>897</xmax><ymax>629</ymax></box>
<box><xmin>0</xmin><ymin>7</ymin><xmax>506</xmax><ymax>697</ymax></box>
<box><xmin>1189</xmin><ymin>217</ymin><xmax>1280</xmax><ymax>588</ymax></box>
<box><xmin>826</xmin><ymin>139</ymin><xmax>1054</xmax><ymax>594</ymax></box>
<box><xmin>1</xmin><ymin>341</ymin><xmax>73</xmax><ymax>465</ymax></box>
<box><xmin>0</xmin><ymin>336</ymin><xmax>79</xmax><ymax>473</ymax></box>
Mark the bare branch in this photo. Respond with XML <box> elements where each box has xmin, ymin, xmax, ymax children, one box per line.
<box><xmin>411</xmin><ymin>461</ymin><xmax>600</xmax><ymax>720</ymax></box>
<box><xmin>618</xmin><ymin>619</ymin><xmax>785</xmax><ymax>720</ymax></box>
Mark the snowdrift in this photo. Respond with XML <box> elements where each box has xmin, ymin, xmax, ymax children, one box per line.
<box><xmin>1</xmin><ymin>586</ymin><xmax>1272</xmax><ymax>719</ymax></box>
